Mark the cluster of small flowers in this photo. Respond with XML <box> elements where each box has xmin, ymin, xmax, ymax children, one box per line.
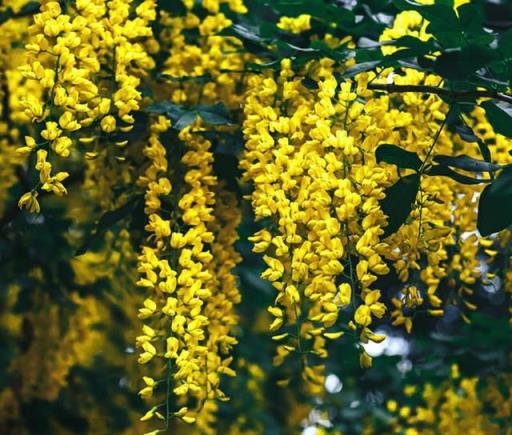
<box><xmin>241</xmin><ymin>57</ymin><xmax>390</xmax><ymax>389</ymax></box>
<box><xmin>240</xmin><ymin>8</ymin><xmax>512</xmax><ymax>387</ymax></box>
<box><xmin>0</xmin><ymin>5</ymin><xmax>28</xmax><ymax>214</ymax></box>
<box><xmin>159</xmin><ymin>0</ymin><xmax>248</xmax><ymax>109</ymax></box>
<box><xmin>8</xmin><ymin>284</ymin><xmax>102</xmax><ymax>403</ymax></box>
<box><xmin>133</xmin><ymin>2</ymin><xmax>251</xmax><ymax>431</ymax></box>
<box><xmin>8</xmin><ymin>0</ymin><xmax>512</xmax><ymax>431</ymax></box>
<box><xmin>381</xmin><ymin>365</ymin><xmax>512</xmax><ymax>435</ymax></box>
<box><xmin>135</xmin><ymin>117</ymin><xmax>241</xmax><ymax>432</ymax></box>
<box><xmin>17</xmin><ymin>0</ymin><xmax>156</xmax><ymax>213</ymax></box>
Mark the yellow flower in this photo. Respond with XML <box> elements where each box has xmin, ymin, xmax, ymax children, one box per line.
<box><xmin>138</xmin><ymin>298</ymin><xmax>157</xmax><ymax>319</ymax></box>
<box><xmin>164</xmin><ymin>337</ymin><xmax>179</xmax><ymax>359</ymax></box>
<box><xmin>360</xmin><ymin>350</ymin><xmax>372</xmax><ymax>368</ymax></box>
<box><xmin>100</xmin><ymin>115</ymin><xmax>117</xmax><ymax>133</ymax></box>
<box><xmin>354</xmin><ymin>305</ymin><xmax>372</xmax><ymax>327</ymax></box>
<box><xmin>41</xmin><ymin>121</ymin><xmax>61</xmax><ymax>141</ymax></box>
<box><xmin>138</xmin><ymin>341</ymin><xmax>157</xmax><ymax>364</ymax></box>
<box><xmin>18</xmin><ymin>192</ymin><xmax>40</xmax><ymax>214</ymax></box>
<box><xmin>277</xmin><ymin>14</ymin><xmax>312</xmax><ymax>34</ymax></box>
<box><xmin>337</xmin><ymin>283</ymin><xmax>352</xmax><ymax>306</ymax></box>
<box><xmin>139</xmin><ymin>377</ymin><xmax>157</xmax><ymax>399</ymax></box>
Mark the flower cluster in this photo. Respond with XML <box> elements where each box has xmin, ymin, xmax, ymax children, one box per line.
<box><xmin>381</xmin><ymin>366</ymin><xmax>512</xmax><ymax>435</ymax></box>
<box><xmin>240</xmin><ymin>7</ymin><xmax>512</xmax><ymax>384</ymax></box>
<box><xmin>2</xmin><ymin>0</ymin><xmax>512</xmax><ymax>433</ymax></box>
<box><xmin>17</xmin><ymin>0</ymin><xmax>156</xmax><ymax>212</ymax></box>
<box><xmin>136</xmin><ymin>116</ymin><xmax>241</xmax><ymax>432</ymax></box>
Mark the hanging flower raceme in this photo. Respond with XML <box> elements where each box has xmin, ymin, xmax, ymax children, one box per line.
<box><xmin>17</xmin><ymin>0</ymin><xmax>156</xmax><ymax>213</ymax></box>
<box><xmin>136</xmin><ymin>116</ymin><xmax>241</xmax><ymax>433</ymax></box>
<box><xmin>240</xmin><ymin>42</ymin><xmax>505</xmax><ymax>379</ymax></box>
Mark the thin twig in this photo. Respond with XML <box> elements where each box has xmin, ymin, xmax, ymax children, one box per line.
<box><xmin>367</xmin><ymin>83</ymin><xmax>512</xmax><ymax>105</ymax></box>
<box><xmin>420</xmin><ymin>105</ymin><xmax>452</xmax><ymax>174</ymax></box>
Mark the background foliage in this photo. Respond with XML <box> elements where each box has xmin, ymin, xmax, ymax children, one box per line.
<box><xmin>1</xmin><ymin>0</ymin><xmax>512</xmax><ymax>434</ymax></box>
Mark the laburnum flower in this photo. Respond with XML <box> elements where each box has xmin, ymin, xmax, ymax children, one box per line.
<box><xmin>18</xmin><ymin>192</ymin><xmax>40</xmax><ymax>213</ymax></box>
<box><xmin>277</xmin><ymin>14</ymin><xmax>312</xmax><ymax>33</ymax></box>
<box><xmin>138</xmin><ymin>377</ymin><xmax>157</xmax><ymax>399</ymax></box>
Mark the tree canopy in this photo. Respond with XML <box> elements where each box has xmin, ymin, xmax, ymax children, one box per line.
<box><xmin>0</xmin><ymin>0</ymin><xmax>512</xmax><ymax>434</ymax></box>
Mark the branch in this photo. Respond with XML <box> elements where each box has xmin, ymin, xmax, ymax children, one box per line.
<box><xmin>367</xmin><ymin>83</ymin><xmax>512</xmax><ymax>105</ymax></box>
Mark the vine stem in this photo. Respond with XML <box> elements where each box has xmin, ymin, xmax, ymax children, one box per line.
<box><xmin>367</xmin><ymin>83</ymin><xmax>512</xmax><ymax>105</ymax></box>
<box><xmin>419</xmin><ymin>104</ymin><xmax>452</xmax><ymax>174</ymax></box>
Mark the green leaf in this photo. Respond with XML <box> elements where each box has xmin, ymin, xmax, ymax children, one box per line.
<box><xmin>498</xmin><ymin>28</ymin><xmax>512</xmax><ymax>53</ymax></box>
<box><xmin>0</xmin><ymin>8</ymin><xmax>14</xmax><ymax>25</ymax></box>
<box><xmin>245</xmin><ymin>60</ymin><xmax>280</xmax><ymax>72</ymax></box>
<box><xmin>196</xmin><ymin>103</ymin><xmax>232</xmax><ymax>126</ymax></box>
<box><xmin>144</xmin><ymin>101</ymin><xmax>183</xmax><ymax>115</ymax></box>
<box><xmin>485</xmin><ymin>165</ymin><xmax>512</xmax><ymax>196</ymax></box>
<box><xmin>456</xmin><ymin>3</ymin><xmax>494</xmax><ymax>46</ymax></box>
<box><xmin>229</xmin><ymin>23</ymin><xmax>266</xmax><ymax>43</ymax></box>
<box><xmin>343</xmin><ymin>60</ymin><xmax>381</xmax><ymax>78</ymax></box>
<box><xmin>386</xmin><ymin>35</ymin><xmax>438</xmax><ymax>53</ymax></box>
<box><xmin>310</xmin><ymin>40</ymin><xmax>348</xmax><ymax>63</ymax></box>
<box><xmin>477</xmin><ymin>167</ymin><xmax>512</xmax><ymax>235</ymax></box>
<box><xmin>433</xmin><ymin>155</ymin><xmax>502</xmax><ymax>172</ymax></box>
<box><xmin>454</xmin><ymin>124</ymin><xmax>491</xmax><ymax>163</ymax></box>
<box><xmin>481</xmin><ymin>101</ymin><xmax>512</xmax><ymax>138</ymax></box>
<box><xmin>173</xmin><ymin>112</ymin><xmax>197</xmax><ymax>131</ymax></box>
<box><xmin>159</xmin><ymin>0</ymin><xmax>186</xmax><ymax>15</ymax></box>
<box><xmin>477</xmin><ymin>169</ymin><xmax>512</xmax><ymax>236</ymax></box>
<box><xmin>433</xmin><ymin>46</ymin><xmax>498</xmax><ymax>80</ymax></box>
<box><xmin>380</xmin><ymin>174</ymin><xmax>420</xmax><ymax>238</ymax></box>
<box><xmin>376</xmin><ymin>144</ymin><xmax>423</xmax><ymax>171</ymax></box>
<box><xmin>426</xmin><ymin>165</ymin><xmax>489</xmax><ymax>185</ymax></box>
<box><xmin>145</xmin><ymin>102</ymin><xmax>231</xmax><ymax>130</ymax></box>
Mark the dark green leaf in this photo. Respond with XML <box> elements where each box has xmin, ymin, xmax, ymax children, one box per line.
<box><xmin>197</xmin><ymin>103</ymin><xmax>231</xmax><ymax>126</ymax></box>
<box><xmin>310</xmin><ymin>40</ymin><xmax>348</xmax><ymax>63</ymax></box>
<box><xmin>477</xmin><ymin>178</ymin><xmax>512</xmax><ymax>236</ymax></box>
<box><xmin>427</xmin><ymin>165</ymin><xmax>489</xmax><ymax>185</ymax></box>
<box><xmin>481</xmin><ymin>101</ymin><xmax>512</xmax><ymax>138</ymax></box>
<box><xmin>159</xmin><ymin>0</ymin><xmax>186</xmax><ymax>15</ymax></box>
<box><xmin>433</xmin><ymin>154</ymin><xmax>502</xmax><ymax>172</ymax></box>
<box><xmin>245</xmin><ymin>60</ymin><xmax>280</xmax><ymax>72</ymax></box>
<box><xmin>454</xmin><ymin>124</ymin><xmax>478</xmax><ymax>143</ymax></box>
<box><xmin>385</xmin><ymin>35</ymin><xmax>438</xmax><ymax>54</ymax></box>
<box><xmin>486</xmin><ymin>165</ymin><xmax>512</xmax><ymax>197</ymax></box>
<box><xmin>17</xmin><ymin>1</ymin><xmax>40</xmax><ymax>16</ymax></box>
<box><xmin>144</xmin><ymin>101</ymin><xmax>183</xmax><ymax>115</ymax></box>
<box><xmin>498</xmin><ymin>28</ymin><xmax>512</xmax><ymax>53</ymax></box>
<box><xmin>230</xmin><ymin>23</ymin><xmax>266</xmax><ymax>43</ymax></box>
<box><xmin>173</xmin><ymin>111</ymin><xmax>197</xmax><ymax>131</ymax></box>
<box><xmin>433</xmin><ymin>46</ymin><xmax>498</xmax><ymax>80</ymax></box>
<box><xmin>380</xmin><ymin>174</ymin><xmax>420</xmax><ymax>238</ymax></box>
<box><xmin>302</xmin><ymin>77</ymin><xmax>318</xmax><ymax>90</ymax></box>
<box><xmin>454</xmin><ymin>124</ymin><xmax>491</xmax><ymax>163</ymax></box>
<box><xmin>376</xmin><ymin>144</ymin><xmax>423</xmax><ymax>171</ymax></box>
<box><xmin>0</xmin><ymin>8</ymin><xmax>14</xmax><ymax>25</ymax></box>
<box><xmin>145</xmin><ymin>102</ymin><xmax>230</xmax><ymax>129</ymax></box>
<box><xmin>343</xmin><ymin>60</ymin><xmax>381</xmax><ymax>78</ymax></box>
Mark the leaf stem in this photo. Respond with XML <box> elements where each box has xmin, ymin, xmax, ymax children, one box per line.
<box><xmin>419</xmin><ymin>105</ymin><xmax>451</xmax><ymax>174</ymax></box>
